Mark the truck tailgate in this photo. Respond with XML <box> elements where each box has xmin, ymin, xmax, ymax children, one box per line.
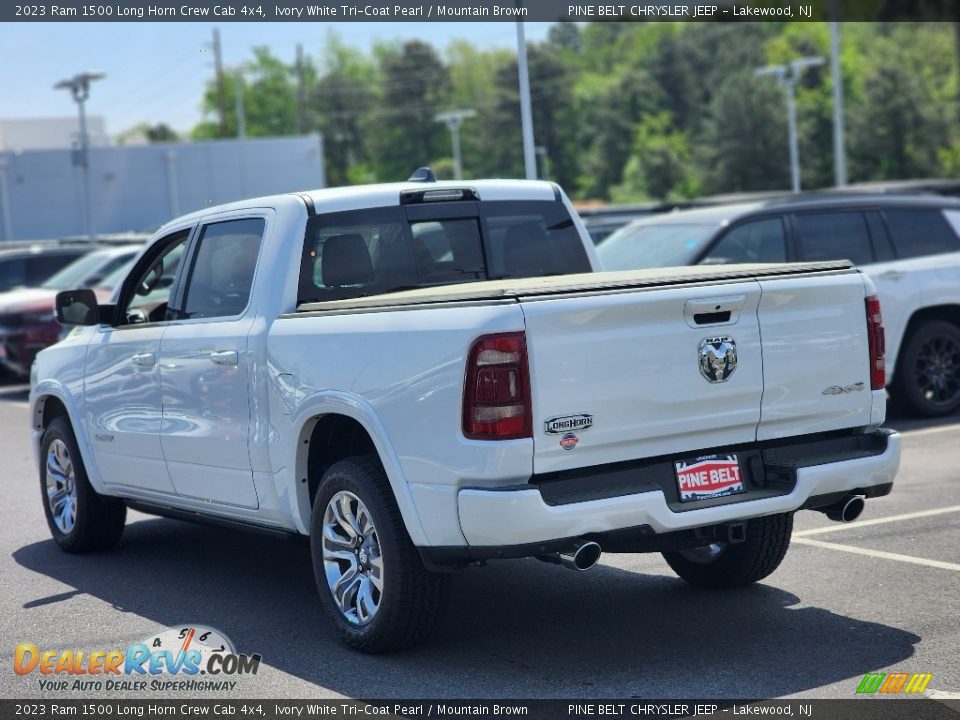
<box><xmin>519</xmin><ymin>267</ymin><xmax>871</xmax><ymax>475</ymax></box>
<box><xmin>522</xmin><ymin>281</ymin><xmax>765</xmax><ymax>475</ymax></box>
<box><xmin>756</xmin><ymin>272</ymin><xmax>873</xmax><ymax>441</ymax></box>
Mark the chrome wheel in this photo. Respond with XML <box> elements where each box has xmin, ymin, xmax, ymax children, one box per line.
<box><xmin>679</xmin><ymin>542</ymin><xmax>726</xmax><ymax>564</ymax></box>
<box><xmin>914</xmin><ymin>335</ymin><xmax>960</xmax><ymax>406</ymax></box>
<box><xmin>45</xmin><ymin>439</ymin><xmax>77</xmax><ymax>534</ymax></box>
<box><xmin>321</xmin><ymin>491</ymin><xmax>383</xmax><ymax>625</ymax></box>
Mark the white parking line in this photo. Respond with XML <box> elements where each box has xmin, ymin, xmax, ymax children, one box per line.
<box><xmin>899</xmin><ymin>423</ymin><xmax>960</xmax><ymax>437</ymax></box>
<box><xmin>793</xmin><ymin>537</ymin><xmax>960</xmax><ymax>572</ymax></box>
<box><xmin>794</xmin><ymin>505</ymin><xmax>960</xmax><ymax>537</ymax></box>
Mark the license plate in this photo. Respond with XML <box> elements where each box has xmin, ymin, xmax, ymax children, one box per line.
<box><xmin>674</xmin><ymin>454</ymin><xmax>745</xmax><ymax>502</ymax></box>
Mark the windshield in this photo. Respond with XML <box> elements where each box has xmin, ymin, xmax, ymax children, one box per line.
<box><xmin>597</xmin><ymin>222</ymin><xmax>718</xmax><ymax>271</ymax></box>
<box><xmin>41</xmin><ymin>252</ymin><xmax>105</xmax><ymax>290</ymax></box>
<box><xmin>97</xmin><ymin>259</ymin><xmax>135</xmax><ymax>290</ymax></box>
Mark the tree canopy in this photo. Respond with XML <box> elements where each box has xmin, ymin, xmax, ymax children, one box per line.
<box><xmin>184</xmin><ymin>22</ymin><xmax>960</xmax><ymax>201</ymax></box>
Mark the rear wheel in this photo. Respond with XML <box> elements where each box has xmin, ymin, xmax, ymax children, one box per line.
<box><xmin>893</xmin><ymin>320</ymin><xmax>960</xmax><ymax>418</ymax></box>
<box><xmin>310</xmin><ymin>456</ymin><xmax>448</xmax><ymax>652</ymax></box>
<box><xmin>40</xmin><ymin>417</ymin><xmax>126</xmax><ymax>552</ymax></box>
<box><xmin>662</xmin><ymin>513</ymin><xmax>793</xmax><ymax>588</ymax></box>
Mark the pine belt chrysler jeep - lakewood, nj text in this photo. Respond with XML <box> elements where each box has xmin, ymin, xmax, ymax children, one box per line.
<box><xmin>31</xmin><ymin>178</ymin><xmax>901</xmax><ymax>652</ymax></box>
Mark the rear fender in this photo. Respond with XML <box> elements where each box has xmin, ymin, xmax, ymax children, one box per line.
<box><xmin>285</xmin><ymin>391</ymin><xmax>429</xmax><ymax>545</ymax></box>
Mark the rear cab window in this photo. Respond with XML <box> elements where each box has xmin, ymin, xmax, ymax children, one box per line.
<box><xmin>298</xmin><ymin>199</ymin><xmax>590</xmax><ymax>304</ymax></box>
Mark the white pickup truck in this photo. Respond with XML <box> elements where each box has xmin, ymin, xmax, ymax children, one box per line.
<box><xmin>32</xmin><ymin>178</ymin><xmax>900</xmax><ymax>652</ymax></box>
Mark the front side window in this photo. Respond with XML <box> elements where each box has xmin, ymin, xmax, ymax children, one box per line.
<box><xmin>793</xmin><ymin>211</ymin><xmax>873</xmax><ymax>266</ymax></box>
<box><xmin>179</xmin><ymin>218</ymin><xmax>265</xmax><ymax>319</ymax></box>
<box><xmin>120</xmin><ymin>232</ymin><xmax>191</xmax><ymax>325</ymax></box>
<box><xmin>702</xmin><ymin>217</ymin><xmax>786</xmax><ymax>264</ymax></box>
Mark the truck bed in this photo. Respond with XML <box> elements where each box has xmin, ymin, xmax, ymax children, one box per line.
<box><xmin>293</xmin><ymin>261</ymin><xmax>854</xmax><ymax>314</ymax></box>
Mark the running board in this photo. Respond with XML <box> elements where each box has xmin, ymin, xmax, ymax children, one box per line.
<box><xmin>124</xmin><ymin>500</ymin><xmax>305</xmax><ymax>543</ymax></box>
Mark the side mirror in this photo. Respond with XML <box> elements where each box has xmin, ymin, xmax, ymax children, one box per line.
<box><xmin>55</xmin><ymin>289</ymin><xmax>100</xmax><ymax>326</ymax></box>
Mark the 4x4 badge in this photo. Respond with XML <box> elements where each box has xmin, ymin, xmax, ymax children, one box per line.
<box><xmin>699</xmin><ymin>336</ymin><xmax>737</xmax><ymax>383</ymax></box>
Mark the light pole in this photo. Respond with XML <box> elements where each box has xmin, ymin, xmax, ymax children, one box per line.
<box><xmin>235</xmin><ymin>69</ymin><xmax>246</xmax><ymax>138</ymax></box>
<box><xmin>829</xmin><ymin>16</ymin><xmax>847</xmax><ymax>186</ymax></box>
<box><xmin>54</xmin><ymin>71</ymin><xmax>105</xmax><ymax>241</ymax></box>
<box><xmin>516</xmin><ymin>21</ymin><xmax>537</xmax><ymax>180</ymax></box>
<box><xmin>435</xmin><ymin>109</ymin><xmax>476</xmax><ymax>180</ymax></box>
<box><xmin>755</xmin><ymin>57</ymin><xmax>824</xmax><ymax>193</ymax></box>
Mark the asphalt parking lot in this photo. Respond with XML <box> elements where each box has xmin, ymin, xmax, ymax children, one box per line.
<box><xmin>0</xmin><ymin>380</ymin><xmax>957</xmax><ymax>701</ymax></box>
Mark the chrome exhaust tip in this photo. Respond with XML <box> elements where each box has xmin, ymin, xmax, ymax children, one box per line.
<box><xmin>559</xmin><ymin>541</ymin><xmax>602</xmax><ymax>571</ymax></box>
<box><xmin>824</xmin><ymin>495</ymin><xmax>865</xmax><ymax>523</ymax></box>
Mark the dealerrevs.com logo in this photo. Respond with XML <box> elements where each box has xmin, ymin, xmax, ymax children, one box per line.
<box><xmin>14</xmin><ymin>625</ymin><xmax>261</xmax><ymax>692</ymax></box>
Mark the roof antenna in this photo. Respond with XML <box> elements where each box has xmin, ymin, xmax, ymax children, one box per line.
<box><xmin>407</xmin><ymin>167</ymin><xmax>437</xmax><ymax>183</ymax></box>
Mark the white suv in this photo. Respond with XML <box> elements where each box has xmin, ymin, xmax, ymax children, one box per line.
<box><xmin>598</xmin><ymin>194</ymin><xmax>960</xmax><ymax>417</ymax></box>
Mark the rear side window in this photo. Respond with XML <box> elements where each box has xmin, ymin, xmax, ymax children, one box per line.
<box><xmin>793</xmin><ymin>212</ymin><xmax>874</xmax><ymax>265</ymax></box>
<box><xmin>702</xmin><ymin>217</ymin><xmax>786</xmax><ymax>264</ymax></box>
<box><xmin>0</xmin><ymin>257</ymin><xmax>26</xmax><ymax>291</ymax></box>
<box><xmin>884</xmin><ymin>209</ymin><xmax>960</xmax><ymax>258</ymax></box>
<box><xmin>298</xmin><ymin>200</ymin><xmax>590</xmax><ymax>303</ymax></box>
<box><xmin>180</xmin><ymin>218</ymin><xmax>265</xmax><ymax>319</ymax></box>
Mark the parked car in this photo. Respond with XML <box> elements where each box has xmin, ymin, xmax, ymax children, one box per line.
<box><xmin>598</xmin><ymin>193</ymin><xmax>960</xmax><ymax>418</ymax></box>
<box><xmin>34</xmin><ymin>178</ymin><xmax>898</xmax><ymax>652</ymax></box>
<box><xmin>0</xmin><ymin>245</ymin><xmax>140</xmax><ymax>376</ymax></box>
<box><xmin>578</xmin><ymin>204</ymin><xmax>660</xmax><ymax>245</ymax></box>
<box><xmin>0</xmin><ymin>243</ymin><xmax>95</xmax><ymax>294</ymax></box>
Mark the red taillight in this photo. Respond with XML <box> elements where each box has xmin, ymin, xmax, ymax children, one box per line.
<box><xmin>865</xmin><ymin>294</ymin><xmax>886</xmax><ymax>390</ymax></box>
<box><xmin>462</xmin><ymin>332</ymin><xmax>531</xmax><ymax>440</ymax></box>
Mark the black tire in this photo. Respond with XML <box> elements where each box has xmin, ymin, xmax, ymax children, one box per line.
<box><xmin>40</xmin><ymin>417</ymin><xmax>126</xmax><ymax>553</ymax></box>
<box><xmin>662</xmin><ymin>513</ymin><xmax>793</xmax><ymax>588</ymax></box>
<box><xmin>310</xmin><ymin>456</ymin><xmax>448</xmax><ymax>653</ymax></box>
<box><xmin>892</xmin><ymin>320</ymin><xmax>960</xmax><ymax>418</ymax></box>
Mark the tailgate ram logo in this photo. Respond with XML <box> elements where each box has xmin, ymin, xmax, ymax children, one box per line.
<box><xmin>699</xmin><ymin>336</ymin><xmax>737</xmax><ymax>383</ymax></box>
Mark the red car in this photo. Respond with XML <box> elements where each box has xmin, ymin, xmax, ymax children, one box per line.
<box><xmin>0</xmin><ymin>246</ymin><xmax>139</xmax><ymax>377</ymax></box>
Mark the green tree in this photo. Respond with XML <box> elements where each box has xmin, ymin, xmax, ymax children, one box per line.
<box><xmin>614</xmin><ymin>112</ymin><xmax>699</xmax><ymax>201</ymax></box>
<box><xmin>699</xmin><ymin>71</ymin><xmax>791</xmax><ymax>193</ymax></box>
<box><xmin>192</xmin><ymin>47</ymin><xmax>299</xmax><ymax>140</ymax></box>
<box><xmin>369</xmin><ymin>40</ymin><xmax>451</xmax><ymax>181</ymax></box>
<box><xmin>309</xmin><ymin>32</ymin><xmax>378</xmax><ymax>186</ymax></box>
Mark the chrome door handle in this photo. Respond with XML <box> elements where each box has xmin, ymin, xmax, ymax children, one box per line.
<box><xmin>210</xmin><ymin>350</ymin><xmax>239</xmax><ymax>367</ymax></box>
<box><xmin>879</xmin><ymin>270</ymin><xmax>906</xmax><ymax>280</ymax></box>
<box><xmin>131</xmin><ymin>352</ymin><xmax>156</xmax><ymax>369</ymax></box>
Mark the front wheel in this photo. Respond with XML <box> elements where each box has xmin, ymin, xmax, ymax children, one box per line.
<box><xmin>892</xmin><ymin>320</ymin><xmax>960</xmax><ymax>418</ymax></box>
<box><xmin>310</xmin><ymin>456</ymin><xmax>448</xmax><ymax>653</ymax></box>
<box><xmin>662</xmin><ymin>513</ymin><xmax>793</xmax><ymax>588</ymax></box>
<box><xmin>40</xmin><ymin>417</ymin><xmax>126</xmax><ymax>552</ymax></box>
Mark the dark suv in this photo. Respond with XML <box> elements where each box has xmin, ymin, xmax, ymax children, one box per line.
<box><xmin>597</xmin><ymin>193</ymin><xmax>960</xmax><ymax>418</ymax></box>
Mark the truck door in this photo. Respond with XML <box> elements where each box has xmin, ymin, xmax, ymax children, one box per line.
<box><xmin>84</xmin><ymin>229</ymin><xmax>192</xmax><ymax>494</ymax></box>
<box><xmin>158</xmin><ymin>215</ymin><xmax>265</xmax><ymax>508</ymax></box>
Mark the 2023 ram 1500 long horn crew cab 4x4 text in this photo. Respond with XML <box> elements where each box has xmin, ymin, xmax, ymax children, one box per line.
<box><xmin>33</xmin><ymin>179</ymin><xmax>900</xmax><ymax>652</ymax></box>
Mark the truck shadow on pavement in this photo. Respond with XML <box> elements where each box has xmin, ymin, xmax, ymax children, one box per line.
<box><xmin>13</xmin><ymin>517</ymin><xmax>920</xmax><ymax>698</ymax></box>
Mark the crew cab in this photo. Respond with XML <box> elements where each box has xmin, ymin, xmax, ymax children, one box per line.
<box><xmin>31</xmin><ymin>178</ymin><xmax>901</xmax><ymax>652</ymax></box>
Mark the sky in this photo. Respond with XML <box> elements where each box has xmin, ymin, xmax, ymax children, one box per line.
<box><xmin>3</xmin><ymin>21</ymin><xmax>552</xmax><ymax>136</ymax></box>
